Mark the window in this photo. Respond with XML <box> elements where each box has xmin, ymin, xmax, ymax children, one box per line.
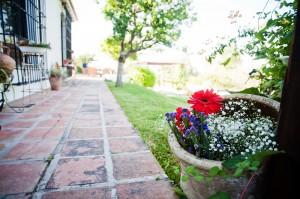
<box><xmin>0</xmin><ymin>0</ymin><xmax>47</xmax><ymax>85</ymax></box>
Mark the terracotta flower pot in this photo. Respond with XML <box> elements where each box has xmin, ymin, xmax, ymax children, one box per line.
<box><xmin>0</xmin><ymin>46</ymin><xmax>15</xmax><ymax>83</ymax></box>
<box><xmin>49</xmin><ymin>76</ymin><xmax>61</xmax><ymax>91</ymax></box>
<box><xmin>168</xmin><ymin>94</ymin><xmax>280</xmax><ymax>199</ymax></box>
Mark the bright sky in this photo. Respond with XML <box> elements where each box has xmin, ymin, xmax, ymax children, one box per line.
<box><xmin>72</xmin><ymin>0</ymin><xmax>279</xmax><ymax>57</ymax></box>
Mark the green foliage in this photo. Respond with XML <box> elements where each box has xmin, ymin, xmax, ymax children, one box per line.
<box><xmin>208</xmin><ymin>0</ymin><xmax>297</xmax><ymax>100</ymax></box>
<box><xmin>76</xmin><ymin>66</ymin><xmax>83</xmax><ymax>74</ymax></box>
<box><xmin>103</xmin><ymin>0</ymin><xmax>195</xmax><ymax>85</ymax></box>
<box><xmin>103</xmin><ymin>0</ymin><xmax>193</xmax><ymax>55</ymax></box>
<box><xmin>106</xmin><ymin>81</ymin><xmax>187</xmax><ymax>186</ymax></box>
<box><xmin>50</xmin><ymin>67</ymin><xmax>62</xmax><ymax>78</ymax></box>
<box><xmin>209</xmin><ymin>192</ymin><xmax>231</xmax><ymax>199</ymax></box>
<box><xmin>182</xmin><ymin>150</ymin><xmax>283</xmax><ymax>198</ymax></box>
<box><xmin>131</xmin><ymin>67</ymin><xmax>156</xmax><ymax>87</ymax></box>
<box><xmin>75</xmin><ymin>54</ymin><xmax>95</xmax><ymax>67</ymax></box>
<box><xmin>26</xmin><ymin>43</ymin><xmax>51</xmax><ymax>49</ymax></box>
<box><xmin>102</xmin><ymin>38</ymin><xmax>121</xmax><ymax>60</ymax></box>
<box><xmin>0</xmin><ymin>68</ymin><xmax>9</xmax><ymax>83</ymax></box>
<box><xmin>229</xmin><ymin>87</ymin><xmax>262</xmax><ymax>96</ymax></box>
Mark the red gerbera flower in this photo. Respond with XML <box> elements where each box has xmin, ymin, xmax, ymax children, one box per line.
<box><xmin>187</xmin><ymin>89</ymin><xmax>223</xmax><ymax>115</ymax></box>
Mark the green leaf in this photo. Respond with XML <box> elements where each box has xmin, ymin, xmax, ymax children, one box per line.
<box><xmin>255</xmin><ymin>32</ymin><xmax>264</xmax><ymax>41</ymax></box>
<box><xmin>209</xmin><ymin>166</ymin><xmax>220</xmax><ymax>177</ymax></box>
<box><xmin>251</xmin><ymin>160</ymin><xmax>261</xmax><ymax>168</ymax></box>
<box><xmin>221</xmin><ymin>57</ymin><xmax>231</xmax><ymax>66</ymax></box>
<box><xmin>222</xmin><ymin>155</ymin><xmax>244</xmax><ymax>169</ymax></box>
<box><xmin>181</xmin><ymin>175</ymin><xmax>189</xmax><ymax>182</ymax></box>
<box><xmin>209</xmin><ymin>191</ymin><xmax>231</xmax><ymax>199</ymax></box>
<box><xmin>239</xmin><ymin>160</ymin><xmax>251</xmax><ymax>169</ymax></box>
<box><xmin>185</xmin><ymin>166</ymin><xmax>195</xmax><ymax>175</ymax></box>
<box><xmin>218</xmin><ymin>169</ymin><xmax>227</xmax><ymax>177</ymax></box>
<box><xmin>249</xmin><ymin>150</ymin><xmax>284</xmax><ymax>162</ymax></box>
<box><xmin>173</xmin><ymin>186</ymin><xmax>186</xmax><ymax>198</ymax></box>
<box><xmin>229</xmin><ymin>87</ymin><xmax>262</xmax><ymax>96</ymax></box>
<box><xmin>194</xmin><ymin>175</ymin><xmax>204</xmax><ymax>182</ymax></box>
<box><xmin>233</xmin><ymin>167</ymin><xmax>244</xmax><ymax>177</ymax></box>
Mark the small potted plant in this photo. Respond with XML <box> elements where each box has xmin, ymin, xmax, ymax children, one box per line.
<box><xmin>166</xmin><ymin>90</ymin><xmax>280</xmax><ymax>199</ymax></box>
<box><xmin>49</xmin><ymin>63</ymin><xmax>62</xmax><ymax>90</ymax></box>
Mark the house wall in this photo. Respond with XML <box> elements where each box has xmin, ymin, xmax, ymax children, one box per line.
<box><xmin>5</xmin><ymin>0</ymin><xmax>64</xmax><ymax>103</ymax></box>
<box><xmin>46</xmin><ymin>0</ymin><xmax>64</xmax><ymax>69</ymax></box>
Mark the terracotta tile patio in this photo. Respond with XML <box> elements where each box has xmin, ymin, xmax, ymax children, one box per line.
<box><xmin>0</xmin><ymin>78</ymin><xmax>177</xmax><ymax>199</ymax></box>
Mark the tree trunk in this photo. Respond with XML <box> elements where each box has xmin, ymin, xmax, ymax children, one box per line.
<box><xmin>115</xmin><ymin>55</ymin><xmax>125</xmax><ymax>87</ymax></box>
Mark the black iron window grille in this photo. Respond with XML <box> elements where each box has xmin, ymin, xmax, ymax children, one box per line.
<box><xmin>0</xmin><ymin>0</ymin><xmax>47</xmax><ymax>86</ymax></box>
<box><xmin>65</xmin><ymin>8</ymin><xmax>72</xmax><ymax>60</ymax></box>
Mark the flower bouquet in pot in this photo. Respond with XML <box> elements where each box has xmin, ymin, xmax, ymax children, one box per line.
<box><xmin>166</xmin><ymin>90</ymin><xmax>280</xmax><ymax>199</ymax></box>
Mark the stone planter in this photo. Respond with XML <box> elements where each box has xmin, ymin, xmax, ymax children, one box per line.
<box><xmin>168</xmin><ymin>94</ymin><xmax>280</xmax><ymax>199</ymax></box>
<box><xmin>49</xmin><ymin>77</ymin><xmax>61</xmax><ymax>91</ymax></box>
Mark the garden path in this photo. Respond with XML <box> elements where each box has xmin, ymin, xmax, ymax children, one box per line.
<box><xmin>0</xmin><ymin>77</ymin><xmax>177</xmax><ymax>199</ymax></box>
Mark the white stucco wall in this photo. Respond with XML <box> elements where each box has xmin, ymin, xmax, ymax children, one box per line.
<box><xmin>46</xmin><ymin>0</ymin><xmax>63</xmax><ymax>70</ymax></box>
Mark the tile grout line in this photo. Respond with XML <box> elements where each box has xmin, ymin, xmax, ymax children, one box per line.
<box><xmin>32</xmin><ymin>81</ymin><xmax>86</xmax><ymax>198</ymax></box>
<box><xmin>99</xmin><ymin>85</ymin><xmax>117</xmax><ymax>199</ymax></box>
<box><xmin>0</xmin><ymin>81</ymin><xmax>74</xmax><ymax>125</ymax></box>
<box><xmin>29</xmin><ymin>174</ymin><xmax>168</xmax><ymax>195</ymax></box>
<box><xmin>0</xmin><ymin>88</ymin><xmax>74</xmax><ymax>160</ymax></box>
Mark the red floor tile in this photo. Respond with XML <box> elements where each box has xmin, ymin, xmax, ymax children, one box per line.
<box><xmin>112</xmin><ymin>152</ymin><xmax>164</xmax><ymax>180</ymax></box>
<box><xmin>0</xmin><ymin>162</ymin><xmax>46</xmax><ymax>195</ymax></box>
<box><xmin>47</xmin><ymin>157</ymin><xmax>107</xmax><ymax>188</ymax></box>
<box><xmin>109</xmin><ymin>138</ymin><xmax>147</xmax><ymax>154</ymax></box>
<box><xmin>4</xmin><ymin>140</ymin><xmax>58</xmax><ymax>160</ymax></box>
<box><xmin>117</xmin><ymin>180</ymin><xmax>177</xmax><ymax>199</ymax></box>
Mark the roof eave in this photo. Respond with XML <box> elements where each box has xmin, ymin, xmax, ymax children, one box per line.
<box><xmin>61</xmin><ymin>0</ymin><xmax>78</xmax><ymax>21</ymax></box>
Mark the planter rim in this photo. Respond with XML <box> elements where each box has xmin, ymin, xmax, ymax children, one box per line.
<box><xmin>168</xmin><ymin>93</ymin><xmax>280</xmax><ymax>171</ymax></box>
<box><xmin>168</xmin><ymin>132</ymin><xmax>222</xmax><ymax>171</ymax></box>
<box><xmin>222</xmin><ymin>93</ymin><xmax>280</xmax><ymax>111</ymax></box>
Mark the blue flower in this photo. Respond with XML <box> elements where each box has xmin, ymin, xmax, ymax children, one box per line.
<box><xmin>189</xmin><ymin>115</ymin><xmax>201</xmax><ymax>127</ymax></box>
<box><xmin>181</xmin><ymin>112</ymin><xmax>189</xmax><ymax>119</ymax></box>
<box><xmin>165</xmin><ymin>112</ymin><xmax>176</xmax><ymax>122</ymax></box>
<box><xmin>184</xmin><ymin>125</ymin><xmax>199</xmax><ymax>137</ymax></box>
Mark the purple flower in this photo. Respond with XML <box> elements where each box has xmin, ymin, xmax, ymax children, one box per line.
<box><xmin>189</xmin><ymin>115</ymin><xmax>200</xmax><ymax>126</ymax></box>
<box><xmin>165</xmin><ymin>112</ymin><xmax>176</xmax><ymax>122</ymax></box>
<box><xmin>184</xmin><ymin>125</ymin><xmax>199</xmax><ymax>137</ymax></box>
<box><xmin>181</xmin><ymin>112</ymin><xmax>189</xmax><ymax>119</ymax></box>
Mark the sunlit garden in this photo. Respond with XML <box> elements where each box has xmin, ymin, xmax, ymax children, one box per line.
<box><xmin>0</xmin><ymin>0</ymin><xmax>298</xmax><ymax>198</ymax></box>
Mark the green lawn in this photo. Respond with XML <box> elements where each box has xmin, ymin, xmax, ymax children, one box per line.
<box><xmin>107</xmin><ymin>81</ymin><xmax>187</xmax><ymax>186</ymax></box>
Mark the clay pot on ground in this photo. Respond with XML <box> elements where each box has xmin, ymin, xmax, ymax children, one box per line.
<box><xmin>168</xmin><ymin>94</ymin><xmax>280</xmax><ymax>199</ymax></box>
<box><xmin>0</xmin><ymin>46</ymin><xmax>16</xmax><ymax>83</ymax></box>
<box><xmin>49</xmin><ymin>76</ymin><xmax>61</xmax><ymax>91</ymax></box>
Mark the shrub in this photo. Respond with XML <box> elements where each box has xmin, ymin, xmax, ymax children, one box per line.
<box><xmin>76</xmin><ymin>66</ymin><xmax>83</xmax><ymax>74</ymax></box>
<box><xmin>131</xmin><ymin>67</ymin><xmax>156</xmax><ymax>87</ymax></box>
